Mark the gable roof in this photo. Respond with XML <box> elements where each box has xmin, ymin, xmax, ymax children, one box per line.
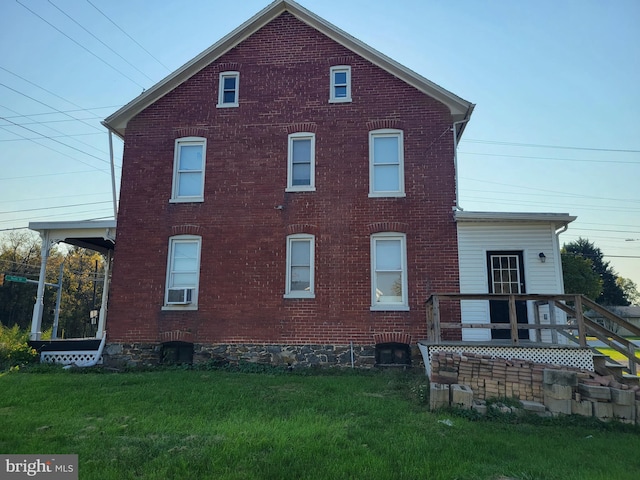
<box><xmin>103</xmin><ymin>0</ymin><xmax>474</xmax><ymax>139</ymax></box>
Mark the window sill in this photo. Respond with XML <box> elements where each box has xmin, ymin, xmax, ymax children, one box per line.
<box><xmin>368</xmin><ymin>192</ymin><xmax>406</xmax><ymax>198</ymax></box>
<box><xmin>329</xmin><ymin>98</ymin><xmax>352</xmax><ymax>104</ymax></box>
<box><xmin>285</xmin><ymin>187</ymin><xmax>316</xmax><ymax>193</ymax></box>
<box><xmin>162</xmin><ymin>305</ymin><xmax>198</xmax><ymax>311</ymax></box>
<box><xmin>169</xmin><ymin>197</ymin><xmax>204</xmax><ymax>204</ymax></box>
<box><xmin>370</xmin><ymin>305</ymin><xmax>410</xmax><ymax>312</ymax></box>
<box><xmin>216</xmin><ymin>103</ymin><xmax>238</xmax><ymax>108</ymax></box>
<box><xmin>284</xmin><ymin>293</ymin><xmax>316</xmax><ymax>299</ymax></box>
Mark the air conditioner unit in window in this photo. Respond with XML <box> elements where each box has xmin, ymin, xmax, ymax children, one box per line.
<box><xmin>167</xmin><ymin>288</ymin><xmax>193</xmax><ymax>305</ymax></box>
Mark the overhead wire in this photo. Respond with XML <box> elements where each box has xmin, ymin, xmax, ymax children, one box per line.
<box><xmin>85</xmin><ymin>0</ymin><xmax>172</xmax><ymax>72</ymax></box>
<box><xmin>47</xmin><ymin>0</ymin><xmax>156</xmax><ymax>83</ymax></box>
<box><xmin>15</xmin><ymin>0</ymin><xmax>148</xmax><ymax>90</ymax></box>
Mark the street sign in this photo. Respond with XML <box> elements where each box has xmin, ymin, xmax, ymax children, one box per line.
<box><xmin>5</xmin><ymin>275</ymin><xmax>28</xmax><ymax>283</ymax></box>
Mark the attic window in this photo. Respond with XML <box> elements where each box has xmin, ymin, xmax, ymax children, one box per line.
<box><xmin>217</xmin><ymin>71</ymin><xmax>239</xmax><ymax>108</ymax></box>
<box><xmin>329</xmin><ymin>66</ymin><xmax>351</xmax><ymax>103</ymax></box>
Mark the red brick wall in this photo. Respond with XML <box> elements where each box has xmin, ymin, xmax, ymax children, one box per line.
<box><xmin>108</xmin><ymin>12</ymin><xmax>460</xmax><ymax>347</ymax></box>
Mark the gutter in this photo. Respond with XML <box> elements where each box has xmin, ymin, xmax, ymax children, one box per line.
<box><xmin>63</xmin><ymin>333</ymin><xmax>107</xmax><ymax>369</ymax></box>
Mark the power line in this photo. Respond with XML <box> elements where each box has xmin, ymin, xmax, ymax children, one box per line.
<box><xmin>460</xmin><ymin>177</ymin><xmax>640</xmax><ymax>203</ymax></box>
<box><xmin>0</xmin><ymin>105</ymin><xmax>121</xmax><ymax>119</ymax></box>
<box><xmin>85</xmin><ymin>0</ymin><xmax>171</xmax><ymax>72</ymax></box>
<box><xmin>462</xmin><ymin>139</ymin><xmax>640</xmax><ymax>154</ymax></box>
<box><xmin>0</xmin><ymin>117</ymin><xmax>110</xmax><ymax>167</ymax></box>
<box><xmin>47</xmin><ymin>0</ymin><xmax>156</xmax><ymax>83</ymax></box>
<box><xmin>0</xmin><ymin>124</ymin><xmax>111</xmax><ymax>175</ymax></box>
<box><xmin>459</xmin><ymin>150</ymin><xmax>640</xmax><ymax>165</ymax></box>
<box><xmin>0</xmin><ymin>170</ymin><xmax>115</xmax><ymax>182</ymax></box>
<box><xmin>0</xmin><ymin>103</ymin><xmax>106</xmax><ymax>155</ymax></box>
<box><xmin>0</xmin><ymin>132</ymin><xmax>102</xmax><ymax>142</ymax></box>
<box><xmin>0</xmin><ymin>81</ymin><xmax>103</xmax><ymax>133</ymax></box>
<box><xmin>15</xmin><ymin>0</ymin><xmax>147</xmax><ymax>90</ymax></box>
<box><xmin>0</xmin><ymin>201</ymin><xmax>112</xmax><ymax>215</ymax></box>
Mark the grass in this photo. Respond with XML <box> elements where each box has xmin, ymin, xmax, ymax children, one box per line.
<box><xmin>1</xmin><ymin>366</ymin><xmax>639</xmax><ymax>480</ymax></box>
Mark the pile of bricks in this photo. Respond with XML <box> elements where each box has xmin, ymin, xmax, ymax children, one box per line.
<box><xmin>429</xmin><ymin>350</ymin><xmax>640</xmax><ymax>424</ymax></box>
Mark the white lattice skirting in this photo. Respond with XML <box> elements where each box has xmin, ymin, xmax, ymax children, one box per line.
<box><xmin>419</xmin><ymin>343</ymin><xmax>594</xmax><ymax>377</ymax></box>
<box><xmin>41</xmin><ymin>351</ymin><xmax>103</xmax><ymax>366</ymax></box>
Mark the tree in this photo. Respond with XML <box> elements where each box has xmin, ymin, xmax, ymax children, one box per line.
<box><xmin>560</xmin><ymin>250</ymin><xmax>602</xmax><ymax>300</ymax></box>
<box><xmin>562</xmin><ymin>238</ymin><xmax>628</xmax><ymax>306</ymax></box>
<box><xmin>617</xmin><ymin>277</ymin><xmax>640</xmax><ymax>306</ymax></box>
<box><xmin>0</xmin><ymin>232</ymin><xmax>104</xmax><ymax>337</ymax></box>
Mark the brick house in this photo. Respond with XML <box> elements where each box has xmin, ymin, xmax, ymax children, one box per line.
<box><xmin>100</xmin><ymin>0</ymin><xmax>475</xmax><ymax>367</ymax></box>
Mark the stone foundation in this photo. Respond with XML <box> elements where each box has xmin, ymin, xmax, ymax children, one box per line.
<box><xmin>104</xmin><ymin>342</ymin><xmax>424</xmax><ymax>369</ymax></box>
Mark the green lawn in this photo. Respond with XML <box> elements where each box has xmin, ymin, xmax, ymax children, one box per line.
<box><xmin>1</xmin><ymin>367</ymin><xmax>639</xmax><ymax>480</ymax></box>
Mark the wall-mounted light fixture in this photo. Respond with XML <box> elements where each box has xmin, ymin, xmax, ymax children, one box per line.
<box><xmin>538</xmin><ymin>252</ymin><xmax>546</xmax><ymax>263</ymax></box>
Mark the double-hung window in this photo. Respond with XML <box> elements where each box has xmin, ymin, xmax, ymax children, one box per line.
<box><xmin>171</xmin><ymin>137</ymin><xmax>206</xmax><ymax>202</ymax></box>
<box><xmin>165</xmin><ymin>236</ymin><xmax>201</xmax><ymax>309</ymax></box>
<box><xmin>369</xmin><ymin>129</ymin><xmax>405</xmax><ymax>197</ymax></box>
<box><xmin>329</xmin><ymin>65</ymin><xmax>351</xmax><ymax>103</ymax></box>
<box><xmin>286</xmin><ymin>132</ymin><xmax>315</xmax><ymax>191</ymax></box>
<box><xmin>285</xmin><ymin>234</ymin><xmax>315</xmax><ymax>298</ymax></box>
<box><xmin>217</xmin><ymin>71</ymin><xmax>239</xmax><ymax>107</ymax></box>
<box><xmin>371</xmin><ymin>233</ymin><xmax>408</xmax><ymax>310</ymax></box>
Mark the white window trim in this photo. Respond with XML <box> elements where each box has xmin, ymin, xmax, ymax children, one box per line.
<box><xmin>329</xmin><ymin>65</ymin><xmax>351</xmax><ymax>103</ymax></box>
<box><xmin>284</xmin><ymin>234</ymin><xmax>315</xmax><ymax>299</ymax></box>
<box><xmin>286</xmin><ymin>132</ymin><xmax>316</xmax><ymax>192</ymax></box>
<box><xmin>217</xmin><ymin>71</ymin><xmax>240</xmax><ymax>108</ymax></box>
<box><xmin>370</xmin><ymin>232</ymin><xmax>409</xmax><ymax>311</ymax></box>
<box><xmin>170</xmin><ymin>137</ymin><xmax>206</xmax><ymax>203</ymax></box>
<box><xmin>163</xmin><ymin>235</ymin><xmax>202</xmax><ymax>311</ymax></box>
<box><xmin>368</xmin><ymin>129</ymin><xmax>405</xmax><ymax>198</ymax></box>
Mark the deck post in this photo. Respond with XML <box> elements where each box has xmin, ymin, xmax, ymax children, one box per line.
<box><xmin>508</xmin><ymin>295</ymin><xmax>519</xmax><ymax>345</ymax></box>
<box><xmin>30</xmin><ymin>230</ymin><xmax>51</xmax><ymax>341</ymax></box>
<box><xmin>432</xmin><ymin>295</ymin><xmax>441</xmax><ymax>342</ymax></box>
<box><xmin>548</xmin><ymin>300</ymin><xmax>558</xmax><ymax>344</ymax></box>
<box><xmin>574</xmin><ymin>295</ymin><xmax>586</xmax><ymax>347</ymax></box>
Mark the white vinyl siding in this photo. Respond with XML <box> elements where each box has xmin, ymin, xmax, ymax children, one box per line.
<box><xmin>171</xmin><ymin>137</ymin><xmax>206</xmax><ymax>203</ymax></box>
<box><xmin>286</xmin><ymin>133</ymin><xmax>315</xmax><ymax>191</ymax></box>
<box><xmin>217</xmin><ymin>71</ymin><xmax>239</xmax><ymax>107</ymax></box>
<box><xmin>329</xmin><ymin>65</ymin><xmax>351</xmax><ymax>103</ymax></box>
<box><xmin>164</xmin><ymin>235</ymin><xmax>201</xmax><ymax>309</ymax></box>
<box><xmin>369</xmin><ymin>129</ymin><xmax>405</xmax><ymax>197</ymax></box>
<box><xmin>457</xmin><ymin>222</ymin><xmax>566</xmax><ymax>341</ymax></box>
<box><xmin>284</xmin><ymin>234</ymin><xmax>315</xmax><ymax>298</ymax></box>
<box><xmin>371</xmin><ymin>233</ymin><xmax>408</xmax><ymax>310</ymax></box>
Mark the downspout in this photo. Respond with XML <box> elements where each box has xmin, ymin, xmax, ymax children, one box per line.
<box><xmin>63</xmin><ymin>334</ymin><xmax>107</xmax><ymax>369</ymax></box>
<box><xmin>452</xmin><ymin>118</ymin><xmax>469</xmax><ymax>211</ymax></box>
<box><xmin>555</xmin><ymin>223</ymin><xmax>569</xmax><ymax>294</ymax></box>
<box><xmin>108</xmin><ymin>130</ymin><xmax>118</xmax><ymax>219</ymax></box>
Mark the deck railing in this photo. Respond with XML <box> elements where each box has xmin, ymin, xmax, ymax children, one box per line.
<box><xmin>425</xmin><ymin>293</ymin><xmax>640</xmax><ymax>375</ymax></box>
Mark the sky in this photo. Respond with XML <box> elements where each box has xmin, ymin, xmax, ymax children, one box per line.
<box><xmin>1</xmin><ymin>0</ymin><xmax>639</xmax><ymax>291</ymax></box>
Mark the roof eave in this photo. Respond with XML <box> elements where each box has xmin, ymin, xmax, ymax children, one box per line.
<box><xmin>103</xmin><ymin>0</ymin><xmax>473</xmax><ymax>138</ymax></box>
<box><xmin>455</xmin><ymin>211</ymin><xmax>577</xmax><ymax>230</ymax></box>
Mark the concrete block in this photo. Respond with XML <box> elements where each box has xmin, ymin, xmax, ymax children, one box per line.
<box><xmin>571</xmin><ymin>400</ymin><xmax>592</xmax><ymax>417</ymax></box>
<box><xmin>520</xmin><ymin>400</ymin><xmax>546</xmax><ymax>414</ymax></box>
<box><xmin>471</xmin><ymin>400</ymin><xmax>487</xmax><ymax>415</ymax></box>
<box><xmin>611</xmin><ymin>388</ymin><xmax>634</xmax><ymax>406</ymax></box>
<box><xmin>544</xmin><ymin>369</ymin><xmax>578</xmax><ymax>386</ymax></box>
<box><xmin>544</xmin><ymin>396</ymin><xmax>571</xmax><ymax>415</ymax></box>
<box><xmin>450</xmin><ymin>384</ymin><xmax>473</xmax><ymax>409</ymax></box>
<box><xmin>592</xmin><ymin>401</ymin><xmax>613</xmax><ymax>421</ymax></box>
<box><xmin>543</xmin><ymin>384</ymin><xmax>573</xmax><ymax>400</ymax></box>
<box><xmin>613</xmin><ymin>404</ymin><xmax>636</xmax><ymax>423</ymax></box>
<box><xmin>578</xmin><ymin>384</ymin><xmax>611</xmax><ymax>401</ymax></box>
<box><xmin>430</xmin><ymin>383</ymin><xmax>450</xmax><ymax>411</ymax></box>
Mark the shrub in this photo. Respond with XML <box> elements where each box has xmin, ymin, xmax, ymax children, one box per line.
<box><xmin>0</xmin><ymin>324</ymin><xmax>38</xmax><ymax>371</ymax></box>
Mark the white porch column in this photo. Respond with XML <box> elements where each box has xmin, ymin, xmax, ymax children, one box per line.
<box><xmin>30</xmin><ymin>230</ymin><xmax>51</xmax><ymax>341</ymax></box>
<box><xmin>96</xmin><ymin>249</ymin><xmax>112</xmax><ymax>339</ymax></box>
